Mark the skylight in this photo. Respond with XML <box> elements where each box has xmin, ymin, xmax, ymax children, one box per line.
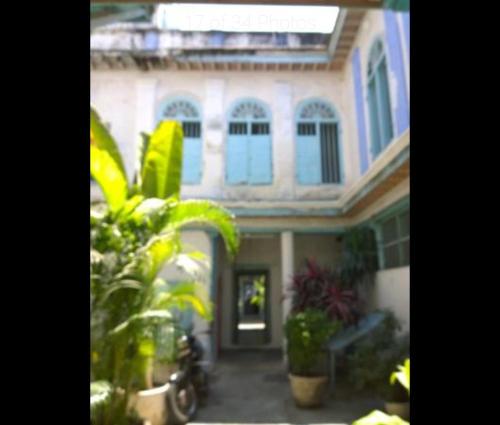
<box><xmin>153</xmin><ymin>3</ymin><xmax>340</xmax><ymax>34</ymax></box>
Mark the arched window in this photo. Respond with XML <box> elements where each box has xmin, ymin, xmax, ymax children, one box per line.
<box><xmin>226</xmin><ymin>99</ymin><xmax>272</xmax><ymax>185</ymax></box>
<box><xmin>367</xmin><ymin>38</ymin><xmax>393</xmax><ymax>158</ymax></box>
<box><xmin>295</xmin><ymin>99</ymin><xmax>342</xmax><ymax>185</ymax></box>
<box><xmin>157</xmin><ymin>97</ymin><xmax>202</xmax><ymax>184</ymax></box>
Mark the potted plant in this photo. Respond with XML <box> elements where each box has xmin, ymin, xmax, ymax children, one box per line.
<box><xmin>284</xmin><ymin>309</ymin><xmax>341</xmax><ymax>408</ymax></box>
<box><xmin>346</xmin><ymin>312</ymin><xmax>409</xmax><ymax>419</ymax></box>
<box><xmin>353</xmin><ymin>359</ymin><xmax>410</xmax><ymax>425</ymax></box>
<box><xmin>90</xmin><ymin>107</ymin><xmax>240</xmax><ymax>425</ymax></box>
<box><xmin>289</xmin><ymin>258</ymin><xmax>361</xmax><ymax>327</ymax></box>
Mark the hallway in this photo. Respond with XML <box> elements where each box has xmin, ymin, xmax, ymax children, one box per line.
<box><xmin>191</xmin><ymin>350</ymin><xmax>380</xmax><ymax>425</ymax></box>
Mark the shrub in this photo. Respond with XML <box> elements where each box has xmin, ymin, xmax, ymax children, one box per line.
<box><xmin>285</xmin><ymin>309</ymin><xmax>341</xmax><ymax>376</ymax></box>
<box><xmin>346</xmin><ymin>312</ymin><xmax>409</xmax><ymax>401</ymax></box>
<box><xmin>290</xmin><ymin>258</ymin><xmax>361</xmax><ymax>325</ymax></box>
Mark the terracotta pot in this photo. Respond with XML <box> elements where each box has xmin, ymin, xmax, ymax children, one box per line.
<box><xmin>128</xmin><ymin>382</ymin><xmax>170</xmax><ymax>425</ymax></box>
<box><xmin>288</xmin><ymin>374</ymin><xmax>329</xmax><ymax>408</ymax></box>
<box><xmin>384</xmin><ymin>401</ymin><xmax>410</xmax><ymax>420</ymax></box>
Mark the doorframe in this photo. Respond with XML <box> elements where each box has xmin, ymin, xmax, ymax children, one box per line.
<box><xmin>232</xmin><ymin>267</ymin><xmax>271</xmax><ymax>346</ymax></box>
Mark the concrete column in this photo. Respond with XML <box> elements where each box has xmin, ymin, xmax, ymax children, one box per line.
<box><xmin>203</xmin><ymin>79</ymin><xmax>225</xmax><ymax>198</ymax></box>
<box><xmin>272</xmin><ymin>81</ymin><xmax>294</xmax><ymax>199</ymax></box>
<box><xmin>281</xmin><ymin>231</ymin><xmax>294</xmax><ymax>362</ymax></box>
<box><xmin>133</xmin><ymin>78</ymin><xmax>158</xmax><ymax>181</ymax></box>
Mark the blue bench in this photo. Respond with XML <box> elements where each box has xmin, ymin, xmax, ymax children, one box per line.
<box><xmin>327</xmin><ymin>311</ymin><xmax>386</xmax><ymax>393</ymax></box>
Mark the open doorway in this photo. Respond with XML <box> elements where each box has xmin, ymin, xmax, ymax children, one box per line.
<box><xmin>232</xmin><ymin>270</ymin><xmax>270</xmax><ymax>346</ymax></box>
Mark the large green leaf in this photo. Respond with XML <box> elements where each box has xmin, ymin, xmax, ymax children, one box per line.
<box><xmin>135</xmin><ymin>132</ymin><xmax>150</xmax><ymax>187</ymax></box>
<box><xmin>91</xmin><ymin>145</ymin><xmax>128</xmax><ymax>213</ymax></box>
<box><xmin>109</xmin><ymin>310</ymin><xmax>174</xmax><ymax>336</ymax></box>
<box><xmin>390</xmin><ymin>358</ymin><xmax>410</xmax><ymax>394</ymax></box>
<box><xmin>154</xmin><ymin>281</ymin><xmax>213</xmax><ymax>321</ymax></box>
<box><xmin>352</xmin><ymin>410</ymin><xmax>409</xmax><ymax>425</ymax></box>
<box><xmin>166</xmin><ymin>200</ymin><xmax>240</xmax><ymax>257</ymax></box>
<box><xmin>139</xmin><ymin>232</ymin><xmax>180</xmax><ymax>284</ymax></box>
<box><xmin>90</xmin><ymin>107</ymin><xmax>128</xmax><ymax>212</ymax></box>
<box><xmin>141</xmin><ymin>121</ymin><xmax>183</xmax><ymax>200</ymax></box>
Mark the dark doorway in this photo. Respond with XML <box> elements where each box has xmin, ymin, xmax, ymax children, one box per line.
<box><xmin>232</xmin><ymin>269</ymin><xmax>270</xmax><ymax>346</ymax></box>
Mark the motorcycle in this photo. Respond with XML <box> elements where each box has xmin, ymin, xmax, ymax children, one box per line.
<box><xmin>166</xmin><ymin>331</ymin><xmax>210</xmax><ymax>424</ymax></box>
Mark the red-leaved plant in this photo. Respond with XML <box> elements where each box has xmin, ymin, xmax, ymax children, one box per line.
<box><xmin>289</xmin><ymin>258</ymin><xmax>361</xmax><ymax>326</ymax></box>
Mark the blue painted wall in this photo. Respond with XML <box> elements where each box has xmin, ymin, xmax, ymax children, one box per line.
<box><xmin>384</xmin><ymin>11</ymin><xmax>409</xmax><ymax>135</ymax></box>
<box><xmin>352</xmin><ymin>48</ymin><xmax>370</xmax><ymax>175</ymax></box>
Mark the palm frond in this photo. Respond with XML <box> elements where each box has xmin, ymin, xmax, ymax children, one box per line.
<box><xmin>109</xmin><ymin>310</ymin><xmax>174</xmax><ymax>336</ymax></box>
<box><xmin>166</xmin><ymin>200</ymin><xmax>240</xmax><ymax>257</ymax></box>
<box><xmin>153</xmin><ymin>281</ymin><xmax>213</xmax><ymax>321</ymax></box>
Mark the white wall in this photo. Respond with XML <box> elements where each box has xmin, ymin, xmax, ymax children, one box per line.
<box><xmin>371</xmin><ymin>266</ymin><xmax>409</xmax><ymax>333</ymax></box>
<box><xmin>293</xmin><ymin>234</ymin><xmax>343</xmax><ymax>274</ymax></box>
<box><xmin>90</xmin><ymin>69</ymin><xmax>361</xmax><ymax>202</ymax></box>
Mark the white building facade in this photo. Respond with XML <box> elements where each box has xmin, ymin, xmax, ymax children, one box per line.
<box><xmin>91</xmin><ymin>8</ymin><xmax>410</xmax><ymax>361</ymax></box>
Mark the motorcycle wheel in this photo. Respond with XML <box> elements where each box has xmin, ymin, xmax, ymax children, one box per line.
<box><xmin>166</xmin><ymin>377</ymin><xmax>198</xmax><ymax>425</ymax></box>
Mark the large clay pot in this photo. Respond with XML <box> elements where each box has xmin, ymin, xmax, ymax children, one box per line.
<box><xmin>385</xmin><ymin>401</ymin><xmax>410</xmax><ymax>420</ymax></box>
<box><xmin>128</xmin><ymin>382</ymin><xmax>170</xmax><ymax>425</ymax></box>
<box><xmin>288</xmin><ymin>374</ymin><xmax>329</xmax><ymax>408</ymax></box>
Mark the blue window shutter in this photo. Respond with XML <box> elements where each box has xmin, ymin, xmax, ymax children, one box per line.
<box><xmin>226</xmin><ymin>134</ymin><xmax>248</xmax><ymax>184</ymax></box>
<box><xmin>384</xmin><ymin>11</ymin><xmax>409</xmax><ymax>135</ymax></box>
<box><xmin>248</xmin><ymin>135</ymin><xmax>272</xmax><ymax>184</ymax></box>
<box><xmin>182</xmin><ymin>138</ymin><xmax>202</xmax><ymax>184</ymax></box>
<box><xmin>296</xmin><ymin>132</ymin><xmax>321</xmax><ymax>184</ymax></box>
<box><xmin>352</xmin><ymin>48</ymin><xmax>369</xmax><ymax>174</ymax></box>
<box><xmin>368</xmin><ymin>80</ymin><xmax>382</xmax><ymax>158</ymax></box>
<box><xmin>376</xmin><ymin>58</ymin><xmax>394</xmax><ymax>149</ymax></box>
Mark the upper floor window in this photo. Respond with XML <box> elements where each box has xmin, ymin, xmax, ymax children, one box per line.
<box><xmin>295</xmin><ymin>99</ymin><xmax>342</xmax><ymax>185</ymax></box>
<box><xmin>226</xmin><ymin>99</ymin><xmax>272</xmax><ymax>185</ymax></box>
<box><xmin>367</xmin><ymin>39</ymin><xmax>394</xmax><ymax>159</ymax></box>
<box><xmin>158</xmin><ymin>98</ymin><xmax>202</xmax><ymax>184</ymax></box>
<box><xmin>379</xmin><ymin>208</ymin><xmax>409</xmax><ymax>269</ymax></box>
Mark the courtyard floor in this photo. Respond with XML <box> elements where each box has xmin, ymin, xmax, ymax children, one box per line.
<box><xmin>191</xmin><ymin>350</ymin><xmax>381</xmax><ymax>425</ymax></box>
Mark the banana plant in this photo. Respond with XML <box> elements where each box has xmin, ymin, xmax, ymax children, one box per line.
<box><xmin>90</xmin><ymin>106</ymin><xmax>239</xmax><ymax>424</ymax></box>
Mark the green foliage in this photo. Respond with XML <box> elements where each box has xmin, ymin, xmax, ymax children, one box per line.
<box><xmin>352</xmin><ymin>360</ymin><xmax>410</xmax><ymax>425</ymax></box>
<box><xmin>390</xmin><ymin>359</ymin><xmax>410</xmax><ymax>395</ymax></box>
<box><xmin>250</xmin><ymin>276</ymin><xmax>266</xmax><ymax>309</ymax></box>
<box><xmin>90</xmin><ymin>106</ymin><xmax>240</xmax><ymax>424</ymax></box>
<box><xmin>285</xmin><ymin>309</ymin><xmax>341</xmax><ymax>376</ymax></box>
<box><xmin>91</xmin><ymin>381</ymin><xmax>112</xmax><ymax>422</ymax></box>
<box><xmin>167</xmin><ymin>200</ymin><xmax>240</xmax><ymax>257</ymax></box>
<box><xmin>352</xmin><ymin>410</ymin><xmax>409</xmax><ymax>425</ymax></box>
<box><xmin>140</xmin><ymin>121</ymin><xmax>183</xmax><ymax>200</ymax></box>
<box><xmin>338</xmin><ymin>226</ymin><xmax>378</xmax><ymax>288</ymax></box>
<box><xmin>91</xmin><ymin>108</ymin><xmax>128</xmax><ymax>212</ymax></box>
<box><xmin>345</xmin><ymin>312</ymin><xmax>409</xmax><ymax>401</ymax></box>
